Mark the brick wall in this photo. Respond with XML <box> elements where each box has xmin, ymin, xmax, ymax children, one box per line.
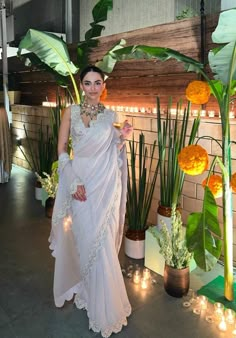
<box><xmin>11</xmin><ymin>105</ymin><xmax>52</xmax><ymax>170</ymax></box>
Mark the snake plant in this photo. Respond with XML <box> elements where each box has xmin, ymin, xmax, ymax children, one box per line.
<box><xmin>126</xmin><ymin>133</ymin><xmax>158</xmax><ymax>231</ymax></box>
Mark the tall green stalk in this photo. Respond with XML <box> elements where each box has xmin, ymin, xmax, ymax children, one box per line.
<box><xmin>126</xmin><ymin>133</ymin><xmax>159</xmax><ymax>230</ymax></box>
<box><xmin>157</xmin><ymin>98</ymin><xmax>200</xmax><ymax>207</ymax></box>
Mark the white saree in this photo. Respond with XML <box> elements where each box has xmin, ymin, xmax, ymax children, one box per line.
<box><xmin>49</xmin><ymin>105</ymin><xmax>131</xmax><ymax>337</ymax></box>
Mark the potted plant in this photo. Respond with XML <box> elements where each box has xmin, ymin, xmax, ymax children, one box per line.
<box><xmin>35</xmin><ymin>161</ymin><xmax>59</xmax><ymax>218</ymax></box>
<box><xmin>17</xmin><ymin>122</ymin><xmax>55</xmax><ymax>199</ymax></box>
<box><xmin>150</xmin><ymin>204</ymin><xmax>193</xmax><ymax>297</ymax></box>
<box><xmin>156</xmin><ymin>98</ymin><xmax>200</xmax><ymax>229</ymax></box>
<box><xmin>125</xmin><ymin>132</ymin><xmax>159</xmax><ymax>259</ymax></box>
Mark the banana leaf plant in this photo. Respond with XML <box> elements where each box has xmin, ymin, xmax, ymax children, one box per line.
<box><xmin>18</xmin><ymin>30</ymin><xmax>80</xmax><ymax>103</ymax></box>
<box><xmin>126</xmin><ymin>133</ymin><xmax>159</xmax><ymax>231</ymax></box>
<box><xmin>17</xmin><ymin>0</ymin><xmax>114</xmax><ymax>103</ymax></box>
<box><xmin>97</xmin><ymin>9</ymin><xmax>236</xmax><ymax>301</ymax></box>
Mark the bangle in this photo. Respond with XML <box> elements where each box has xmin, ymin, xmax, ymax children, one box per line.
<box><xmin>58</xmin><ymin>152</ymin><xmax>70</xmax><ymax>161</ymax></box>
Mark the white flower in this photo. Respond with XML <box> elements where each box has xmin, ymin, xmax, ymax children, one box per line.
<box><xmin>35</xmin><ymin>168</ymin><xmax>58</xmax><ymax>198</ymax></box>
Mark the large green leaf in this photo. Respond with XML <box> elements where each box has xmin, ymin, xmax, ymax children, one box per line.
<box><xmin>186</xmin><ymin>186</ymin><xmax>222</xmax><ymax>271</ymax></box>
<box><xmin>96</xmin><ymin>39</ymin><xmax>127</xmax><ymax>73</ymax></box>
<box><xmin>77</xmin><ymin>0</ymin><xmax>113</xmax><ymax>69</ymax></box>
<box><xmin>212</xmin><ymin>9</ymin><xmax>236</xmax><ymax>44</ymax></box>
<box><xmin>98</xmin><ymin>44</ymin><xmax>203</xmax><ymax>74</ymax></box>
<box><xmin>208</xmin><ymin>9</ymin><xmax>236</xmax><ymax>85</ymax></box>
<box><xmin>209</xmin><ymin>42</ymin><xmax>236</xmax><ymax>84</ymax></box>
<box><xmin>23</xmin><ymin>53</ymin><xmax>70</xmax><ymax>87</ymax></box>
<box><xmin>18</xmin><ymin>29</ymin><xmax>78</xmax><ymax>77</ymax></box>
<box><xmin>92</xmin><ymin>0</ymin><xmax>113</xmax><ymax>22</ymax></box>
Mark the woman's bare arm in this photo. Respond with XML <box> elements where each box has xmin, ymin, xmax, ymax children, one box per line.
<box><xmin>58</xmin><ymin>107</ymin><xmax>71</xmax><ymax>156</ymax></box>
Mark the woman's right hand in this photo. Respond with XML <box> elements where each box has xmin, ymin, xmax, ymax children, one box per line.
<box><xmin>73</xmin><ymin>185</ymin><xmax>87</xmax><ymax>201</ymax></box>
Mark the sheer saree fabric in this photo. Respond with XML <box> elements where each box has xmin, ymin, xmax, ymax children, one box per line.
<box><xmin>49</xmin><ymin>105</ymin><xmax>131</xmax><ymax>337</ymax></box>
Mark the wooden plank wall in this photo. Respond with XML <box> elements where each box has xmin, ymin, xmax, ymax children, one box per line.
<box><xmin>8</xmin><ymin>14</ymin><xmax>219</xmax><ymax>111</ymax></box>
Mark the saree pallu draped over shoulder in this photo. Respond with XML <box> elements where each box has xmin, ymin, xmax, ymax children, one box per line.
<box><xmin>49</xmin><ymin>105</ymin><xmax>131</xmax><ymax>338</ymax></box>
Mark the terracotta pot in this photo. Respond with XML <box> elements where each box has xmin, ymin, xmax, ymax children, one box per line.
<box><xmin>45</xmin><ymin>197</ymin><xmax>55</xmax><ymax>218</ymax></box>
<box><xmin>124</xmin><ymin>228</ymin><xmax>146</xmax><ymax>259</ymax></box>
<box><xmin>163</xmin><ymin>263</ymin><xmax>190</xmax><ymax>298</ymax></box>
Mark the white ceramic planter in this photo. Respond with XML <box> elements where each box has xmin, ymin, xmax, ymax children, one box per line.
<box><xmin>124</xmin><ymin>236</ymin><xmax>145</xmax><ymax>259</ymax></box>
<box><xmin>35</xmin><ymin>186</ymin><xmax>42</xmax><ymax>200</ymax></box>
<box><xmin>157</xmin><ymin>213</ymin><xmax>172</xmax><ymax>231</ymax></box>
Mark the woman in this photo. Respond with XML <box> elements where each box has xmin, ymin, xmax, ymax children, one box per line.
<box><xmin>49</xmin><ymin>65</ymin><xmax>132</xmax><ymax>337</ymax></box>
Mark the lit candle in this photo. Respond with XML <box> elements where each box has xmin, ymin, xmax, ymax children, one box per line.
<box><xmin>141</xmin><ymin>277</ymin><xmax>148</xmax><ymax>289</ymax></box>
<box><xmin>208</xmin><ymin>110</ymin><xmax>215</xmax><ymax>117</ymax></box>
<box><xmin>199</xmin><ymin>295</ymin><xmax>208</xmax><ymax>310</ymax></box>
<box><xmin>218</xmin><ymin>316</ymin><xmax>227</xmax><ymax>332</ymax></box>
<box><xmin>229</xmin><ymin>111</ymin><xmax>235</xmax><ymax>118</ymax></box>
<box><xmin>133</xmin><ymin>270</ymin><xmax>141</xmax><ymax>284</ymax></box>
<box><xmin>143</xmin><ymin>268</ymin><xmax>151</xmax><ymax>280</ymax></box>
<box><xmin>225</xmin><ymin>308</ymin><xmax>235</xmax><ymax>324</ymax></box>
<box><xmin>192</xmin><ymin>296</ymin><xmax>201</xmax><ymax>315</ymax></box>
<box><xmin>192</xmin><ymin>109</ymin><xmax>199</xmax><ymax>117</ymax></box>
<box><xmin>214</xmin><ymin>302</ymin><xmax>224</xmax><ymax>320</ymax></box>
<box><xmin>152</xmin><ymin>107</ymin><xmax>157</xmax><ymax>114</ymax></box>
<box><xmin>170</xmin><ymin>108</ymin><xmax>176</xmax><ymax>115</ymax></box>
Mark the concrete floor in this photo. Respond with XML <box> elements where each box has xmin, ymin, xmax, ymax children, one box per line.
<box><xmin>0</xmin><ymin>165</ymin><xmax>232</xmax><ymax>338</ymax></box>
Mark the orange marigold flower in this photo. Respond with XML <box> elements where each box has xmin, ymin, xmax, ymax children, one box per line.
<box><xmin>100</xmin><ymin>88</ymin><xmax>107</xmax><ymax>102</ymax></box>
<box><xmin>178</xmin><ymin>144</ymin><xmax>208</xmax><ymax>175</ymax></box>
<box><xmin>231</xmin><ymin>172</ymin><xmax>236</xmax><ymax>193</ymax></box>
<box><xmin>185</xmin><ymin>80</ymin><xmax>211</xmax><ymax>105</ymax></box>
<box><xmin>202</xmin><ymin>174</ymin><xmax>223</xmax><ymax>198</ymax></box>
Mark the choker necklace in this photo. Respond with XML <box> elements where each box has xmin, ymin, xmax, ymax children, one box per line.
<box><xmin>80</xmin><ymin>101</ymin><xmax>105</xmax><ymax>119</ymax></box>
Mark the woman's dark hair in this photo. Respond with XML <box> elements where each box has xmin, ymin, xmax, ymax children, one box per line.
<box><xmin>79</xmin><ymin>65</ymin><xmax>105</xmax><ymax>82</ymax></box>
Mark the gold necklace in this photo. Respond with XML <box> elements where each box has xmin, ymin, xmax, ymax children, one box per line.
<box><xmin>80</xmin><ymin>101</ymin><xmax>105</xmax><ymax>119</ymax></box>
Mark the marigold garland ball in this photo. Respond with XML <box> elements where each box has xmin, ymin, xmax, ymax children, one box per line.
<box><xmin>231</xmin><ymin>172</ymin><xmax>236</xmax><ymax>193</ymax></box>
<box><xmin>185</xmin><ymin>80</ymin><xmax>211</xmax><ymax>105</ymax></box>
<box><xmin>202</xmin><ymin>174</ymin><xmax>223</xmax><ymax>198</ymax></box>
<box><xmin>178</xmin><ymin>144</ymin><xmax>209</xmax><ymax>175</ymax></box>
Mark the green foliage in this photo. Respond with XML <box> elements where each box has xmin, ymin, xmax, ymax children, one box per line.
<box><xmin>17</xmin><ymin>29</ymin><xmax>80</xmax><ymax>103</ymax></box>
<box><xmin>96</xmin><ymin>10</ymin><xmax>236</xmax><ymax>283</ymax></box>
<box><xmin>126</xmin><ymin>133</ymin><xmax>158</xmax><ymax>231</ymax></box>
<box><xmin>48</xmin><ymin>90</ymin><xmax>68</xmax><ymax>159</ymax></box>
<box><xmin>18</xmin><ymin>123</ymin><xmax>55</xmax><ymax>177</ymax></box>
<box><xmin>17</xmin><ymin>0</ymin><xmax>114</xmax><ymax>102</ymax></box>
<box><xmin>157</xmin><ymin>98</ymin><xmax>200</xmax><ymax>207</ymax></box>
<box><xmin>150</xmin><ymin>206</ymin><xmax>193</xmax><ymax>269</ymax></box>
<box><xmin>97</xmin><ymin>44</ymin><xmax>204</xmax><ymax>75</ymax></box>
<box><xmin>176</xmin><ymin>7</ymin><xmax>198</xmax><ymax>20</ymax></box>
<box><xmin>35</xmin><ymin>161</ymin><xmax>59</xmax><ymax>198</ymax></box>
<box><xmin>77</xmin><ymin>0</ymin><xmax>113</xmax><ymax>69</ymax></box>
<box><xmin>186</xmin><ymin>186</ymin><xmax>222</xmax><ymax>271</ymax></box>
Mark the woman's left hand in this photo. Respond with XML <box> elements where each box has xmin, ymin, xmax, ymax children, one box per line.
<box><xmin>120</xmin><ymin>120</ymin><xmax>133</xmax><ymax>138</ymax></box>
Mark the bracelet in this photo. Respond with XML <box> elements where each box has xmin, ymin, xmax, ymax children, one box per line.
<box><xmin>58</xmin><ymin>152</ymin><xmax>70</xmax><ymax>161</ymax></box>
